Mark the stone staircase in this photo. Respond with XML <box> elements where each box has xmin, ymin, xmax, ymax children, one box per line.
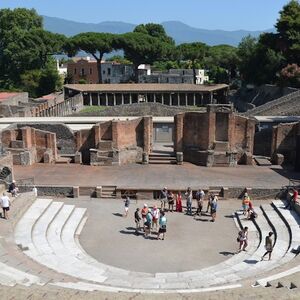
<box><xmin>100</xmin><ymin>186</ymin><xmax>117</xmax><ymax>198</ymax></box>
<box><xmin>0</xmin><ymin>195</ymin><xmax>299</xmax><ymax>296</ymax></box>
<box><xmin>149</xmin><ymin>152</ymin><xmax>177</xmax><ymax>164</ymax></box>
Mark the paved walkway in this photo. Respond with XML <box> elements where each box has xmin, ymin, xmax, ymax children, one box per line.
<box><xmin>14</xmin><ymin>163</ymin><xmax>299</xmax><ymax>189</ymax></box>
<box><xmin>74</xmin><ymin>198</ymin><xmax>239</xmax><ymax>273</ymax></box>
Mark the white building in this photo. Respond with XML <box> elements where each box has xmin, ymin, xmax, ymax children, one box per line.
<box><xmin>139</xmin><ymin>68</ymin><xmax>209</xmax><ymax>85</ymax></box>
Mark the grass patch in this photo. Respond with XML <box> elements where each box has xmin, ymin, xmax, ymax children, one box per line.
<box><xmin>79</xmin><ymin>106</ymin><xmax>108</xmax><ymax>113</ymax></box>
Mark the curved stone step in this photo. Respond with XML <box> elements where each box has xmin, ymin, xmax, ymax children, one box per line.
<box><xmin>15</xmin><ymin>198</ymin><xmax>53</xmax><ymax>249</ymax></box>
<box><xmin>272</xmin><ymin>200</ymin><xmax>300</xmax><ymax>252</ymax></box>
<box><xmin>43</xmin><ymin>207</ymin><xmax>108</xmax><ymax>283</ymax></box>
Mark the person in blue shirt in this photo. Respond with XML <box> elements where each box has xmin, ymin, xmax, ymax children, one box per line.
<box><xmin>157</xmin><ymin>211</ymin><xmax>167</xmax><ymax>240</ymax></box>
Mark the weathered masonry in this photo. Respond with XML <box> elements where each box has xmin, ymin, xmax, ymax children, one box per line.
<box><xmin>64</xmin><ymin>83</ymin><xmax>229</xmax><ymax>106</ymax></box>
<box><xmin>174</xmin><ymin>105</ymin><xmax>256</xmax><ymax>167</ymax></box>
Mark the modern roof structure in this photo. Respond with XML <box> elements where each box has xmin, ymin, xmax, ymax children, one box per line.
<box><xmin>64</xmin><ymin>83</ymin><xmax>229</xmax><ymax>93</ymax></box>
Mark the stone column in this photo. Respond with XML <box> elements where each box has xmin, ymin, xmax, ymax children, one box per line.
<box><xmin>161</xmin><ymin>93</ymin><xmax>165</xmax><ymax>105</ymax></box>
<box><xmin>210</xmin><ymin>92</ymin><xmax>213</xmax><ymax>104</ymax></box>
<box><xmin>185</xmin><ymin>93</ymin><xmax>188</xmax><ymax>106</ymax></box>
<box><xmin>169</xmin><ymin>94</ymin><xmax>172</xmax><ymax>106</ymax></box>
<box><xmin>153</xmin><ymin>93</ymin><xmax>156</xmax><ymax>103</ymax></box>
<box><xmin>177</xmin><ymin>93</ymin><xmax>180</xmax><ymax>106</ymax></box>
<box><xmin>193</xmin><ymin>93</ymin><xmax>196</xmax><ymax>106</ymax></box>
<box><xmin>113</xmin><ymin>94</ymin><xmax>116</xmax><ymax>106</ymax></box>
<box><xmin>121</xmin><ymin>93</ymin><xmax>124</xmax><ymax>105</ymax></box>
<box><xmin>89</xmin><ymin>93</ymin><xmax>92</xmax><ymax>106</ymax></box>
<box><xmin>129</xmin><ymin>93</ymin><xmax>132</xmax><ymax>104</ymax></box>
<box><xmin>174</xmin><ymin>113</ymin><xmax>184</xmax><ymax>152</ymax></box>
<box><xmin>97</xmin><ymin>93</ymin><xmax>100</xmax><ymax>106</ymax></box>
<box><xmin>143</xmin><ymin>116</ymin><xmax>153</xmax><ymax>154</ymax></box>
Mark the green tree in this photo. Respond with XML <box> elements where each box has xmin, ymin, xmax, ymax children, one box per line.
<box><xmin>204</xmin><ymin>45</ymin><xmax>238</xmax><ymax>83</ymax></box>
<box><xmin>134</xmin><ymin>23</ymin><xmax>175</xmax><ymax>45</ymax></box>
<box><xmin>64</xmin><ymin>32</ymin><xmax>115</xmax><ymax>83</ymax></box>
<box><xmin>0</xmin><ymin>8</ymin><xmax>66</xmax><ymax>92</ymax></box>
<box><xmin>176</xmin><ymin>42</ymin><xmax>209</xmax><ymax>84</ymax></box>
<box><xmin>276</xmin><ymin>0</ymin><xmax>300</xmax><ymax>62</ymax></box>
<box><xmin>114</xmin><ymin>32</ymin><xmax>173</xmax><ymax>82</ymax></box>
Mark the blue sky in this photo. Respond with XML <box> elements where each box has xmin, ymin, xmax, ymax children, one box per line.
<box><xmin>0</xmin><ymin>0</ymin><xmax>290</xmax><ymax>30</ymax></box>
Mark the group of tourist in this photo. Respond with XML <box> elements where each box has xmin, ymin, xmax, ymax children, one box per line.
<box><xmin>133</xmin><ymin>204</ymin><xmax>167</xmax><ymax>240</ymax></box>
<box><xmin>159</xmin><ymin>187</ymin><xmax>218</xmax><ymax>222</ymax></box>
<box><xmin>238</xmin><ymin>192</ymin><xmax>275</xmax><ymax>260</ymax></box>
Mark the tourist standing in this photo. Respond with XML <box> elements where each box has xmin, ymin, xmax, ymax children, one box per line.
<box><xmin>176</xmin><ymin>191</ymin><xmax>183</xmax><ymax>212</ymax></box>
<box><xmin>261</xmin><ymin>232</ymin><xmax>274</xmax><ymax>261</ymax></box>
<box><xmin>211</xmin><ymin>195</ymin><xmax>218</xmax><ymax>222</ymax></box>
<box><xmin>0</xmin><ymin>192</ymin><xmax>10</xmax><ymax>220</ymax></box>
<box><xmin>206</xmin><ymin>193</ymin><xmax>214</xmax><ymax>214</ymax></box>
<box><xmin>141</xmin><ymin>204</ymin><xmax>148</xmax><ymax>231</ymax></box>
<box><xmin>151</xmin><ymin>205</ymin><xmax>160</xmax><ymax>230</ymax></box>
<box><xmin>160</xmin><ymin>187</ymin><xmax>168</xmax><ymax>210</ymax></box>
<box><xmin>123</xmin><ymin>196</ymin><xmax>130</xmax><ymax>217</ymax></box>
<box><xmin>167</xmin><ymin>190</ymin><xmax>175</xmax><ymax>212</ymax></box>
<box><xmin>195</xmin><ymin>189</ymin><xmax>205</xmax><ymax>216</ymax></box>
<box><xmin>242</xmin><ymin>193</ymin><xmax>251</xmax><ymax>216</ymax></box>
<box><xmin>286</xmin><ymin>188</ymin><xmax>299</xmax><ymax>210</ymax></box>
<box><xmin>134</xmin><ymin>208</ymin><xmax>141</xmax><ymax>233</ymax></box>
<box><xmin>238</xmin><ymin>227</ymin><xmax>248</xmax><ymax>252</ymax></box>
<box><xmin>144</xmin><ymin>210</ymin><xmax>152</xmax><ymax>238</ymax></box>
<box><xmin>185</xmin><ymin>187</ymin><xmax>193</xmax><ymax>215</ymax></box>
<box><xmin>157</xmin><ymin>211</ymin><xmax>167</xmax><ymax>240</ymax></box>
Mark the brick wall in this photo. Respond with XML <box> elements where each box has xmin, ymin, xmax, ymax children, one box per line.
<box><xmin>1</xmin><ymin>126</ymin><xmax>57</xmax><ymax>165</ymax></box>
<box><xmin>174</xmin><ymin>106</ymin><xmax>255</xmax><ymax>166</ymax></box>
<box><xmin>271</xmin><ymin>122</ymin><xmax>299</xmax><ymax>165</ymax></box>
<box><xmin>182</xmin><ymin>112</ymin><xmax>209</xmax><ymax>150</ymax></box>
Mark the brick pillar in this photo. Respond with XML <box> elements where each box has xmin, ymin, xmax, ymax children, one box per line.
<box><xmin>207</xmin><ymin>110</ymin><xmax>216</xmax><ymax>149</ymax></box>
<box><xmin>112</xmin><ymin>121</ymin><xmax>119</xmax><ymax>149</ymax></box>
<box><xmin>94</xmin><ymin>124</ymin><xmax>101</xmax><ymax>148</ymax></box>
<box><xmin>174</xmin><ymin>113</ymin><xmax>184</xmax><ymax>152</ymax></box>
<box><xmin>21</xmin><ymin>127</ymin><xmax>32</xmax><ymax>149</ymax></box>
<box><xmin>245</xmin><ymin>119</ymin><xmax>255</xmax><ymax>153</ymax></box>
<box><xmin>143</xmin><ymin>116</ymin><xmax>152</xmax><ymax>153</ymax></box>
<box><xmin>228</xmin><ymin>113</ymin><xmax>235</xmax><ymax>150</ymax></box>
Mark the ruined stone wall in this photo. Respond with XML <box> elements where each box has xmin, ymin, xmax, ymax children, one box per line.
<box><xmin>113</xmin><ymin>118</ymin><xmax>144</xmax><ymax>150</ymax></box>
<box><xmin>182</xmin><ymin>112</ymin><xmax>209</xmax><ymax>151</ymax></box>
<box><xmin>1</xmin><ymin>126</ymin><xmax>57</xmax><ymax>165</ymax></box>
<box><xmin>16</xmin><ymin>123</ymin><xmax>76</xmax><ymax>155</ymax></box>
<box><xmin>271</xmin><ymin>122</ymin><xmax>299</xmax><ymax>164</ymax></box>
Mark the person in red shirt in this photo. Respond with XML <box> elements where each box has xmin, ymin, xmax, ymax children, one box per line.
<box><xmin>293</xmin><ymin>189</ymin><xmax>299</xmax><ymax>203</ymax></box>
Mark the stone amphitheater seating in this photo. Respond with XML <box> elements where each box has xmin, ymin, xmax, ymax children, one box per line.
<box><xmin>245</xmin><ymin>90</ymin><xmax>300</xmax><ymax>116</ymax></box>
<box><xmin>0</xmin><ymin>195</ymin><xmax>298</xmax><ymax>294</ymax></box>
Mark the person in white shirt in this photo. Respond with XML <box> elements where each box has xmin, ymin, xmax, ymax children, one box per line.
<box><xmin>1</xmin><ymin>192</ymin><xmax>10</xmax><ymax>219</ymax></box>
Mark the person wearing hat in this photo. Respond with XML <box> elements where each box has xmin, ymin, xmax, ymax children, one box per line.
<box><xmin>141</xmin><ymin>204</ymin><xmax>148</xmax><ymax>231</ymax></box>
<box><xmin>151</xmin><ymin>205</ymin><xmax>160</xmax><ymax>230</ymax></box>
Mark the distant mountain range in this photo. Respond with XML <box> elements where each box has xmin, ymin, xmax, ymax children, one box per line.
<box><xmin>43</xmin><ymin>15</ymin><xmax>274</xmax><ymax>47</ymax></box>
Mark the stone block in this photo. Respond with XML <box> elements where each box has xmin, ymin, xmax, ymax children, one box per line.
<box><xmin>10</xmin><ymin>140</ymin><xmax>25</xmax><ymax>149</ymax></box>
<box><xmin>221</xmin><ymin>187</ymin><xmax>229</xmax><ymax>199</ymax></box>
<box><xmin>176</xmin><ymin>152</ymin><xmax>183</xmax><ymax>165</ymax></box>
<box><xmin>272</xmin><ymin>153</ymin><xmax>284</xmax><ymax>165</ymax></box>
<box><xmin>96</xmin><ymin>186</ymin><xmax>102</xmax><ymax>198</ymax></box>
<box><xmin>74</xmin><ymin>151</ymin><xmax>82</xmax><ymax>164</ymax></box>
<box><xmin>73</xmin><ymin>186</ymin><xmax>79</xmax><ymax>198</ymax></box>
<box><xmin>206</xmin><ymin>150</ymin><xmax>214</xmax><ymax>167</ymax></box>
<box><xmin>142</xmin><ymin>152</ymin><xmax>149</xmax><ymax>164</ymax></box>
<box><xmin>43</xmin><ymin>150</ymin><xmax>53</xmax><ymax>164</ymax></box>
<box><xmin>243</xmin><ymin>151</ymin><xmax>253</xmax><ymax>165</ymax></box>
